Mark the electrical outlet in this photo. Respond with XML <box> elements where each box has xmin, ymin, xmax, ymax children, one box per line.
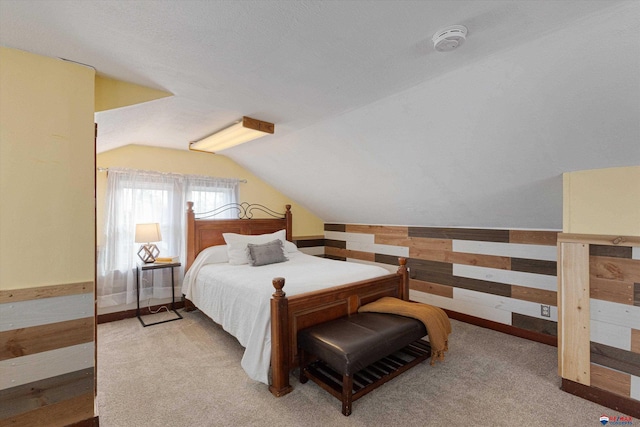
<box><xmin>541</xmin><ymin>304</ymin><xmax>551</xmax><ymax>317</ymax></box>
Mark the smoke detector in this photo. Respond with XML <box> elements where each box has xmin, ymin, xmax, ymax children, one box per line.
<box><xmin>432</xmin><ymin>25</ymin><xmax>468</xmax><ymax>52</ymax></box>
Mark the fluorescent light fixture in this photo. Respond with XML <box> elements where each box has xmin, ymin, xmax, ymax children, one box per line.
<box><xmin>189</xmin><ymin>116</ymin><xmax>275</xmax><ymax>153</ymax></box>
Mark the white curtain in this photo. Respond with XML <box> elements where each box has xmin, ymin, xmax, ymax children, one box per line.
<box><xmin>97</xmin><ymin>168</ymin><xmax>239</xmax><ymax>308</ymax></box>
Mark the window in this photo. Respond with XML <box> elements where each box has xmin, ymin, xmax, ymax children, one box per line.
<box><xmin>97</xmin><ymin>168</ymin><xmax>239</xmax><ymax>308</ymax></box>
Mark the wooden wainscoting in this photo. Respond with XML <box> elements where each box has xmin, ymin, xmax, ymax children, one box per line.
<box><xmin>557</xmin><ymin>233</ymin><xmax>640</xmax><ymax>417</ymax></box>
<box><xmin>324</xmin><ymin>223</ymin><xmax>560</xmax><ymax>345</ymax></box>
<box><xmin>0</xmin><ymin>282</ymin><xmax>96</xmax><ymax>426</ymax></box>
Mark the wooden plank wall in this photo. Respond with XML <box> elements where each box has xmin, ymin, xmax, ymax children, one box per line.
<box><xmin>0</xmin><ymin>282</ymin><xmax>95</xmax><ymax>427</ymax></box>
<box><xmin>588</xmin><ymin>244</ymin><xmax>640</xmax><ymax>403</ymax></box>
<box><xmin>324</xmin><ymin>224</ymin><xmax>559</xmax><ymax>342</ymax></box>
<box><xmin>292</xmin><ymin>236</ymin><xmax>325</xmax><ymax>257</ymax></box>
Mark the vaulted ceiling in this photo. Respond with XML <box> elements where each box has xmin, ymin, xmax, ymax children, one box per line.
<box><xmin>1</xmin><ymin>1</ymin><xmax>638</xmax><ymax>229</ymax></box>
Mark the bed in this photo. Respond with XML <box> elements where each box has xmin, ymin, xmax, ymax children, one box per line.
<box><xmin>183</xmin><ymin>201</ymin><xmax>409</xmax><ymax>397</ymax></box>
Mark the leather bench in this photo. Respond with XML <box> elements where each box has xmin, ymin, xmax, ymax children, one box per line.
<box><xmin>297</xmin><ymin>312</ymin><xmax>431</xmax><ymax>416</ymax></box>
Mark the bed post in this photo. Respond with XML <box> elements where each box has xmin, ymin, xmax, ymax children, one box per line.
<box><xmin>397</xmin><ymin>257</ymin><xmax>409</xmax><ymax>301</ymax></box>
<box><xmin>186</xmin><ymin>201</ymin><xmax>195</xmax><ymax>271</ymax></box>
<box><xmin>284</xmin><ymin>204</ymin><xmax>292</xmax><ymax>242</ymax></box>
<box><xmin>269</xmin><ymin>277</ymin><xmax>293</xmax><ymax>397</ymax></box>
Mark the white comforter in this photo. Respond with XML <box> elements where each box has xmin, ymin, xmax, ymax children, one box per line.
<box><xmin>182</xmin><ymin>251</ymin><xmax>390</xmax><ymax>384</ymax></box>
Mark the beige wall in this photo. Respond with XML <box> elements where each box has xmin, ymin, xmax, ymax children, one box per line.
<box><xmin>0</xmin><ymin>47</ymin><xmax>96</xmax><ymax>425</ymax></box>
<box><xmin>563</xmin><ymin>166</ymin><xmax>640</xmax><ymax>236</ymax></box>
<box><xmin>0</xmin><ymin>47</ymin><xmax>96</xmax><ymax>289</ymax></box>
<box><xmin>95</xmin><ymin>74</ymin><xmax>172</xmax><ymax>112</ymax></box>
<box><xmin>96</xmin><ymin>144</ymin><xmax>324</xmax><ymax>245</ymax></box>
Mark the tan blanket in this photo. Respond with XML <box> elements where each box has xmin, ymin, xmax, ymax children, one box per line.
<box><xmin>358</xmin><ymin>297</ymin><xmax>451</xmax><ymax>364</ymax></box>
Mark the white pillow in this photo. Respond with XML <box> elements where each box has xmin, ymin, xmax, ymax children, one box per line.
<box><xmin>284</xmin><ymin>240</ymin><xmax>299</xmax><ymax>253</ymax></box>
<box><xmin>194</xmin><ymin>245</ymin><xmax>229</xmax><ymax>265</ymax></box>
<box><xmin>223</xmin><ymin>229</ymin><xmax>287</xmax><ymax>265</ymax></box>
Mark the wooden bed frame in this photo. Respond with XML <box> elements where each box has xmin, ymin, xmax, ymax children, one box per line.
<box><xmin>185</xmin><ymin>202</ymin><xmax>409</xmax><ymax>397</ymax></box>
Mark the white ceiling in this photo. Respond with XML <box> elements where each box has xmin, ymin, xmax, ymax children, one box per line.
<box><xmin>1</xmin><ymin>1</ymin><xmax>639</xmax><ymax>229</ymax></box>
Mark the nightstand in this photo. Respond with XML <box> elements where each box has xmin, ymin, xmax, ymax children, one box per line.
<box><xmin>135</xmin><ymin>261</ymin><xmax>183</xmax><ymax>327</ymax></box>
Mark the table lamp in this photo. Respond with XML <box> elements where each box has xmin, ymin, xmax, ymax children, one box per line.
<box><xmin>135</xmin><ymin>223</ymin><xmax>162</xmax><ymax>263</ymax></box>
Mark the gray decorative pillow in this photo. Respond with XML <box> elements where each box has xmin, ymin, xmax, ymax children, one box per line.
<box><xmin>246</xmin><ymin>239</ymin><xmax>288</xmax><ymax>266</ymax></box>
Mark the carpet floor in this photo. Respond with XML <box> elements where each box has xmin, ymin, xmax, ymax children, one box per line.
<box><xmin>97</xmin><ymin>309</ymin><xmax>622</xmax><ymax>427</ymax></box>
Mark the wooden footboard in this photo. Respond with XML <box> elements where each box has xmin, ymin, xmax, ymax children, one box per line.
<box><xmin>269</xmin><ymin>258</ymin><xmax>409</xmax><ymax>397</ymax></box>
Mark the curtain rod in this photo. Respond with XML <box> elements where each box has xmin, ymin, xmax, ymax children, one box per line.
<box><xmin>96</xmin><ymin>167</ymin><xmax>248</xmax><ymax>183</ymax></box>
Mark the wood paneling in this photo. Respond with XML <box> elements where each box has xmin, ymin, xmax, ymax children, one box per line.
<box><xmin>590</xmin><ymin>245</ymin><xmax>633</xmax><ymax>259</ymax></box>
<box><xmin>346</xmin><ymin>224</ymin><xmax>407</xmax><ymax>237</ymax></box>
<box><xmin>451</xmin><ymin>276</ymin><xmax>512</xmax><ymax>297</ymax></box>
<box><xmin>0</xmin><ymin>368</ymin><xmax>93</xmax><ymax>419</ymax></box>
<box><xmin>558</xmin><ymin>242</ymin><xmax>590</xmax><ymax>385</ymax></box>
<box><xmin>0</xmin><ymin>282</ymin><xmax>92</xmax><ymax>304</ymax></box>
<box><xmin>0</xmin><ymin>391</ymin><xmax>94</xmax><ymax>427</ymax></box>
<box><xmin>406</xmin><ymin>258</ymin><xmax>454</xmax><ymax>286</ymax></box>
<box><xmin>293</xmin><ymin>238</ymin><xmax>325</xmax><ymax>248</ymax></box>
<box><xmin>590</xmin><ymin>256</ymin><xmax>640</xmax><ymax>283</ymax></box>
<box><xmin>373</xmin><ymin>253</ymin><xmax>404</xmax><ymax>266</ymax></box>
<box><xmin>590</xmin><ymin>277</ymin><xmax>634</xmax><ymax>305</ymax></box>
<box><xmin>511</xmin><ymin>258</ymin><xmax>557</xmax><ymax>276</ymax></box>
<box><xmin>411</xmin><ymin>289</ymin><xmax>512</xmax><ymax>325</ymax></box>
<box><xmin>0</xmin><ymin>318</ymin><xmax>93</xmax><ymax>360</ymax></box>
<box><xmin>632</xmin><ymin>329</ymin><xmax>640</xmax><ymax>354</ymax></box>
<box><xmin>509</xmin><ymin>230</ymin><xmax>558</xmax><ymax>246</ymax></box>
<box><xmin>324</xmin><ymin>246</ymin><xmax>375</xmax><ymax>262</ymax></box>
<box><xmin>511</xmin><ymin>285</ymin><xmax>557</xmax><ymax>306</ymax></box>
<box><xmin>453</xmin><ymin>240</ymin><xmax>557</xmax><ymax>261</ymax></box>
<box><xmin>512</xmin><ymin>313</ymin><xmax>558</xmax><ymax>337</ymax></box>
<box><xmin>375</xmin><ymin>235</ymin><xmax>412</xmax><ymax>246</ymax></box>
<box><xmin>324</xmin><ymin>239</ymin><xmax>347</xmax><ymax>249</ymax></box>
<box><xmin>409</xmin><ymin>227</ymin><xmax>509</xmax><ymax>242</ymax></box>
<box><xmin>591</xmin><ymin>363</ymin><xmax>631</xmax><ymax>397</ymax></box>
<box><xmin>591</xmin><ymin>299</ymin><xmax>640</xmax><ymax>329</ymax></box>
<box><xmin>453</xmin><ymin>264</ymin><xmax>557</xmax><ymax>291</ymax></box>
<box><xmin>0</xmin><ymin>293</ymin><xmax>93</xmax><ymax>332</ymax></box>
<box><xmin>408</xmin><ymin>248</ymin><xmax>511</xmax><ymax>270</ymax></box>
<box><xmin>557</xmin><ymin>233</ymin><xmax>640</xmax><ymax>247</ymax></box>
<box><xmin>454</xmin><ymin>288</ymin><xmax>556</xmax><ymax>322</ymax></box>
<box><xmin>324</xmin><ymin>246</ymin><xmax>344</xmax><ymax>259</ymax></box>
<box><xmin>0</xmin><ymin>343</ymin><xmax>93</xmax><ymax>390</ymax></box>
<box><xmin>409</xmin><ymin>279</ymin><xmax>453</xmax><ymax>298</ymax></box>
<box><xmin>331</xmin><ymin>223</ymin><xmax>561</xmax><ymax>343</ymax></box>
<box><xmin>408</xmin><ymin>248</ymin><xmax>448</xmax><ymax>263</ymax></box>
<box><xmin>590</xmin><ymin>342</ymin><xmax>640</xmax><ymax>377</ymax></box>
<box><xmin>448</xmin><ymin>252</ymin><xmax>511</xmax><ymax>270</ymax></box>
<box><xmin>591</xmin><ymin>320</ymin><xmax>631</xmax><ymax>351</ymax></box>
<box><xmin>324</xmin><ymin>224</ymin><xmax>346</xmax><ymax>232</ymax></box>
<box><xmin>408</xmin><ymin>237</ymin><xmax>452</xmax><ymax>252</ymax></box>
<box><xmin>345</xmin><ymin>249</ymin><xmax>376</xmax><ymax>262</ymax></box>
<box><xmin>347</xmin><ymin>240</ymin><xmax>408</xmax><ymax>257</ymax></box>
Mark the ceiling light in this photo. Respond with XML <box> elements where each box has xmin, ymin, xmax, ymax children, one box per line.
<box><xmin>189</xmin><ymin>116</ymin><xmax>275</xmax><ymax>153</ymax></box>
<box><xmin>432</xmin><ymin>25</ymin><xmax>468</xmax><ymax>52</ymax></box>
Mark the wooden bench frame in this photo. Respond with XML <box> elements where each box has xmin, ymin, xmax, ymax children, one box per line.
<box><xmin>299</xmin><ymin>336</ymin><xmax>431</xmax><ymax>416</ymax></box>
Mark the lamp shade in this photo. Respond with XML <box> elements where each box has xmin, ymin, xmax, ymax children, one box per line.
<box><xmin>135</xmin><ymin>223</ymin><xmax>162</xmax><ymax>243</ymax></box>
<box><xmin>189</xmin><ymin>116</ymin><xmax>274</xmax><ymax>153</ymax></box>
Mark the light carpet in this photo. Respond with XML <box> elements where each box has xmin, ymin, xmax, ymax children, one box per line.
<box><xmin>97</xmin><ymin>309</ymin><xmax>622</xmax><ymax>427</ymax></box>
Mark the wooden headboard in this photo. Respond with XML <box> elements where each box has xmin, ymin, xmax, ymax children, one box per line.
<box><xmin>185</xmin><ymin>201</ymin><xmax>292</xmax><ymax>270</ymax></box>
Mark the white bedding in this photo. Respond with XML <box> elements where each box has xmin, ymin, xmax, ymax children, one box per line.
<box><xmin>182</xmin><ymin>249</ymin><xmax>390</xmax><ymax>384</ymax></box>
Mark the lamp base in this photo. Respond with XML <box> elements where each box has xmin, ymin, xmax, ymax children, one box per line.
<box><xmin>137</xmin><ymin>244</ymin><xmax>160</xmax><ymax>263</ymax></box>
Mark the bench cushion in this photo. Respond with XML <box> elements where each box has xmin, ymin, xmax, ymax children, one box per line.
<box><xmin>298</xmin><ymin>312</ymin><xmax>426</xmax><ymax>375</ymax></box>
